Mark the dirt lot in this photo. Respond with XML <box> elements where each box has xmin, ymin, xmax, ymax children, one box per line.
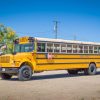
<box><xmin>0</xmin><ymin>70</ymin><xmax>100</xmax><ymax>100</ymax></box>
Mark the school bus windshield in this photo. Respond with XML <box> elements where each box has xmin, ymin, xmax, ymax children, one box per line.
<box><xmin>14</xmin><ymin>43</ymin><xmax>34</xmax><ymax>53</ymax></box>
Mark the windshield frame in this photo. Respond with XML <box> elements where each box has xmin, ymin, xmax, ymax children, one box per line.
<box><xmin>14</xmin><ymin>43</ymin><xmax>34</xmax><ymax>53</ymax></box>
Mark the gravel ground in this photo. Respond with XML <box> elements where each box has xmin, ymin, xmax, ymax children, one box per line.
<box><xmin>0</xmin><ymin>69</ymin><xmax>100</xmax><ymax>100</ymax></box>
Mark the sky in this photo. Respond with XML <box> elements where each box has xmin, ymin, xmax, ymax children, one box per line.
<box><xmin>0</xmin><ymin>0</ymin><xmax>100</xmax><ymax>42</ymax></box>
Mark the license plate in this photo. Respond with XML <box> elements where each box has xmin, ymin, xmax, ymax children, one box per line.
<box><xmin>2</xmin><ymin>68</ymin><xmax>5</xmax><ymax>71</ymax></box>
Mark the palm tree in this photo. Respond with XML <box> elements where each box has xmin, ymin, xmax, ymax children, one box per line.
<box><xmin>0</xmin><ymin>24</ymin><xmax>4</xmax><ymax>43</ymax></box>
<box><xmin>0</xmin><ymin>24</ymin><xmax>18</xmax><ymax>54</ymax></box>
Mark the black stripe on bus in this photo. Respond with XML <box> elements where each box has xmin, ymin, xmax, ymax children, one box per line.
<box><xmin>96</xmin><ymin>62</ymin><xmax>100</xmax><ymax>63</ymax></box>
<box><xmin>36</xmin><ymin>58</ymin><xmax>100</xmax><ymax>59</ymax></box>
<box><xmin>37</xmin><ymin>53</ymin><xmax>100</xmax><ymax>55</ymax></box>
<box><xmin>37</xmin><ymin>62</ymin><xmax>90</xmax><ymax>65</ymax></box>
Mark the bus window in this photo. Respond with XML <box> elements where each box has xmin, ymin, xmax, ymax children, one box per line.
<box><xmin>54</xmin><ymin>44</ymin><xmax>60</xmax><ymax>53</ymax></box>
<box><xmin>78</xmin><ymin>45</ymin><xmax>83</xmax><ymax>53</ymax></box>
<box><xmin>67</xmin><ymin>44</ymin><xmax>72</xmax><ymax>53</ymax></box>
<box><xmin>37</xmin><ymin>43</ymin><xmax>45</xmax><ymax>52</ymax></box>
<box><xmin>94</xmin><ymin>46</ymin><xmax>98</xmax><ymax>53</ymax></box>
<box><xmin>47</xmin><ymin>43</ymin><xmax>53</xmax><ymax>52</ymax></box>
<box><xmin>84</xmin><ymin>45</ymin><xmax>88</xmax><ymax>53</ymax></box>
<box><xmin>98</xmin><ymin>47</ymin><xmax>100</xmax><ymax>53</ymax></box>
<box><xmin>61</xmin><ymin>44</ymin><xmax>66</xmax><ymax>53</ymax></box>
<box><xmin>14</xmin><ymin>44</ymin><xmax>20</xmax><ymax>53</ymax></box>
<box><xmin>20</xmin><ymin>43</ymin><xmax>34</xmax><ymax>52</ymax></box>
<box><xmin>73</xmin><ymin>44</ymin><xmax>77</xmax><ymax>53</ymax></box>
<box><xmin>89</xmin><ymin>46</ymin><xmax>93</xmax><ymax>53</ymax></box>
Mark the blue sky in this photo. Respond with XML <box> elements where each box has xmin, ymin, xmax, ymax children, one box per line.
<box><xmin>0</xmin><ymin>0</ymin><xmax>100</xmax><ymax>42</ymax></box>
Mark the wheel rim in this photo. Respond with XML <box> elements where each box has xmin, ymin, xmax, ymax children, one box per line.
<box><xmin>89</xmin><ymin>64</ymin><xmax>96</xmax><ymax>74</ymax></box>
<box><xmin>90</xmin><ymin>66</ymin><xmax>95</xmax><ymax>72</ymax></box>
<box><xmin>22</xmin><ymin>68</ymin><xmax>31</xmax><ymax>78</ymax></box>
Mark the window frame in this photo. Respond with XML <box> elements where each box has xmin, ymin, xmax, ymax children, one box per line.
<box><xmin>61</xmin><ymin>43</ymin><xmax>67</xmax><ymax>53</ymax></box>
<box><xmin>37</xmin><ymin>42</ymin><xmax>46</xmax><ymax>53</ymax></box>
<box><xmin>36</xmin><ymin>40</ymin><xmax>100</xmax><ymax>54</ymax></box>
<box><xmin>93</xmin><ymin>45</ymin><xmax>99</xmax><ymax>54</ymax></box>
<box><xmin>46</xmin><ymin>42</ymin><xmax>54</xmax><ymax>53</ymax></box>
<box><xmin>67</xmin><ymin>44</ymin><xmax>73</xmax><ymax>54</ymax></box>
<box><xmin>54</xmin><ymin>43</ymin><xmax>60</xmax><ymax>53</ymax></box>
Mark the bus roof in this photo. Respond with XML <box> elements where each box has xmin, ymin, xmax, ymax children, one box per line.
<box><xmin>35</xmin><ymin>37</ymin><xmax>100</xmax><ymax>45</ymax></box>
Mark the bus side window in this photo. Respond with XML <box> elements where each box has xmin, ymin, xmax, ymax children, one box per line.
<box><xmin>73</xmin><ymin>44</ymin><xmax>77</xmax><ymax>53</ymax></box>
<box><xmin>61</xmin><ymin>44</ymin><xmax>66</xmax><ymax>53</ymax></box>
<box><xmin>54</xmin><ymin>44</ymin><xmax>60</xmax><ymax>53</ymax></box>
<box><xmin>98</xmin><ymin>47</ymin><xmax>100</xmax><ymax>53</ymax></box>
<box><xmin>37</xmin><ymin>43</ymin><xmax>45</xmax><ymax>52</ymax></box>
<box><xmin>94</xmin><ymin>46</ymin><xmax>98</xmax><ymax>53</ymax></box>
<box><xmin>89</xmin><ymin>46</ymin><xmax>93</xmax><ymax>54</ymax></box>
<box><xmin>67</xmin><ymin>44</ymin><xmax>72</xmax><ymax>53</ymax></box>
<box><xmin>84</xmin><ymin>45</ymin><xmax>88</xmax><ymax>53</ymax></box>
<box><xmin>78</xmin><ymin>45</ymin><xmax>83</xmax><ymax>53</ymax></box>
<box><xmin>47</xmin><ymin>43</ymin><xmax>53</xmax><ymax>52</ymax></box>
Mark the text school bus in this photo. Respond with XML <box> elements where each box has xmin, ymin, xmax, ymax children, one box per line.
<box><xmin>0</xmin><ymin>36</ymin><xmax>100</xmax><ymax>81</ymax></box>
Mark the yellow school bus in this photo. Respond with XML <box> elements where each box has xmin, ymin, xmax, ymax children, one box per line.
<box><xmin>0</xmin><ymin>36</ymin><xmax>100</xmax><ymax>81</ymax></box>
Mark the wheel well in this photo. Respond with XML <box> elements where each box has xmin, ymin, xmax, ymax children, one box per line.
<box><xmin>89</xmin><ymin>62</ymin><xmax>96</xmax><ymax>67</ymax></box>
<box><xmin>20</xmin><ymin>62</ymin><xmax>33</xmax><ymax>70</ymax></box>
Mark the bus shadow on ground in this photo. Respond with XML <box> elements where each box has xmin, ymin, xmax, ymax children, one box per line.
<box><xmin>7</xmin><ymin>71</ymin><xmax>100</xmax><ymax>81</ymax></box>
<box><xmin>32</xmin><ymin>71</ymin><xmax>100</xmax><ymax>80</ymax></box>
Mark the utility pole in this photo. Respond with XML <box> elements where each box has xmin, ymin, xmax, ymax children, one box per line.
<box><xmin>53</xmin><ymin>21</ymin><xmax>59</xmax><ymax>39</ymax></box>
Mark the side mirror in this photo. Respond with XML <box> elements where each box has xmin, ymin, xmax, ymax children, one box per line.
<box><xmin>0</xmin><ymin>52</ymin><xmax>3</xmax><ymax>56</ymax></box>
<box><xmin>12</xmin><ymin>52</ymin><xmax>17</xmax><ymax>55</ymax></box>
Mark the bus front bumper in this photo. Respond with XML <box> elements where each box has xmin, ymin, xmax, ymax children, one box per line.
<box><xmin>0</xmin><ymin>67</ymin><xmax>19</xmax><ymax>74</ymax></box>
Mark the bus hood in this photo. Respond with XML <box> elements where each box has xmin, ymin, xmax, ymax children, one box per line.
<box><xmin>0</xmin><ymin>54</ymin><xmax>14</xmax><ymax>67</ymax></box>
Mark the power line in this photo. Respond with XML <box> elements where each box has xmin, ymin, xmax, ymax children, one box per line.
<box><xmin>16</xmin><ymin>30</ymin><xmax>51</xmax><ymax>34</ymax></box>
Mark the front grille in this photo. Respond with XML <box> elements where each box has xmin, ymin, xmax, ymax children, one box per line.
<box><xmin>0</xmin><ymin>56</ymin><xmax>10</xmax><ymax>63</ymax></box>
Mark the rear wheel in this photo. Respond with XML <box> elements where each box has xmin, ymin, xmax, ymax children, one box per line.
<box><xmin>84</xmin><ymin>63</ymin><xmax>97</xmax><ymax>75</ymax></box>
<box><xmin>0</xmin><ymin>73</ymin><xmax>12</xmax><ymax>80</ymax></box>
<box><xmin>18</xmin><ymin>65</ymin><xmax>33</xmax><ymax>81</ymax></box>
<box><xmin>67</xmin><ymin>69</ymin><xmax>78</xmax><ymax>75</ymax></box>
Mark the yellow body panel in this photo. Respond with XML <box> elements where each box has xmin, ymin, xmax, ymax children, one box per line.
<box><xmin>0</xmin><ymin>54</ymin><xmax>14</xmax><ymax>67</ymax></box>
<box><xmin>35</xmin><ymin>53</ymin><xmax>100</xmax><ymax>71</ymax></box>
<box><xmin>0</xmin><ymin>52</ymin><xmax>100</xmax><ymax>71</ymax></box>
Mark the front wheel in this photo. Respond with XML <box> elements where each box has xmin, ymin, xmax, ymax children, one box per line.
<box><xmin>0</xmin><ymin>73</ymin><xmax>12</xmax><ymax>80</ymax></box>
<box><xmin>84</xmin><ymin>63</ymin><xmax>97</xmax><ymax>75</ymax></box>
<box><xmin>18</xmin><ymin>65</ymin><xmax>33</xmax><ymax>81</ymax></box>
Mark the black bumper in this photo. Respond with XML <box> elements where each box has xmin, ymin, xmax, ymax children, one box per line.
<box><xmin>0</xmin><ymin>68</ymin><xmax>19</xmax><ymax>74</ymax></box>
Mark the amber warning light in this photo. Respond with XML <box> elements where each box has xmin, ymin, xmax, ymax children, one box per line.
<box><xmin>19</xmin><ymin>37</ymin><xmax>29</xmax><ymax>43</ymax></box>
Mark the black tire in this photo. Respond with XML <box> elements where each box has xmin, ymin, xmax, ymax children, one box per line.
<box><xmin>67</xmin><ymin>70</ymin><xmax>78</xmax><ymax>75</ymax></box>
<box><xmin>18</xmin><ymin>65</ymin><xmax>33</xmax><ymax>81</ymax></box>
<box><xmin>84</xmin><ymin>63</ymin><xmax>97</xmax><ymax>75</ymax></box>
<box><xmin>0</xmin><ymin>73</ymin><xmax>12</xmax><ymax>80</ymax></box>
